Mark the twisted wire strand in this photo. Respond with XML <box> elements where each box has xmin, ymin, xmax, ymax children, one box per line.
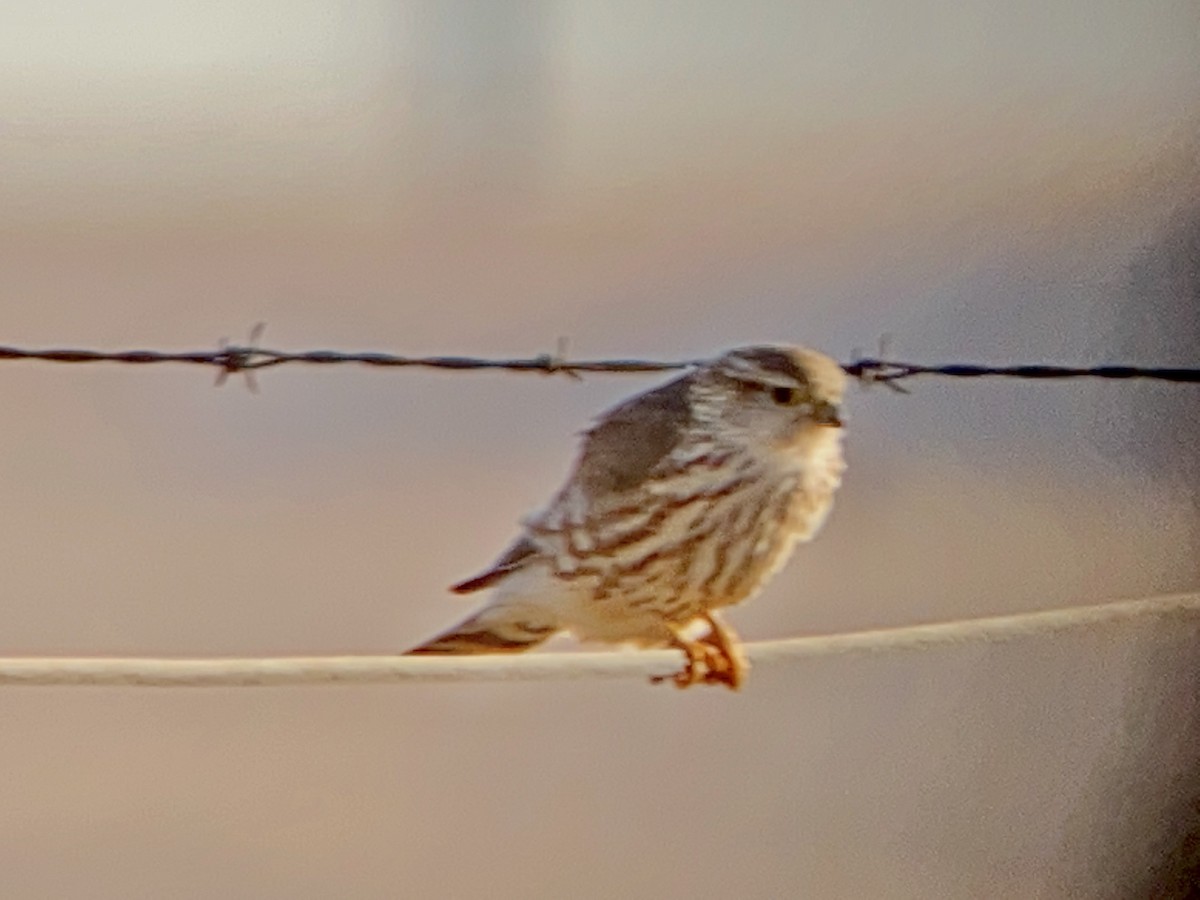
<box><xmin>0</xmin><ymin>343</ymin><xmax>692</xmax><ymax>376</ymax></box>
<box><xmin>0</xmin><ymin>593</ymin><xmax>1194</xmax><ymax>687</ymax></box>
<box><xmin>0</xmin><ymin>339</ymin><xmax>1196</xmax><ymax>385</ymax></box>
<box><xmin>845</xmin><ymin>359</ymin><xmax>1200</xmax><ymax>385</ymax></box>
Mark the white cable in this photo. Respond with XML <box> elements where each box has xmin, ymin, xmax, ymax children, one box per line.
<box><xmin>0</xmin><ymin>593</ymin><xmax>1196</xmax><ymax>687</ymax></box>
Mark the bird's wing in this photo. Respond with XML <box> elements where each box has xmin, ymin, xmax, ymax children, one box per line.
<box><xmin>449</xmin><ymin>536</ymin><xmax>539</xmax><ymax>594</ymax></box>
<box><xmin>572</xmin><ymin>373</ymin><xmax>693</xmax><ymax>499</ymax></box>
<box><xmin>451</xmin><ymin>373</ymin><xmax>695</xmax><ymax>594</ymax></box>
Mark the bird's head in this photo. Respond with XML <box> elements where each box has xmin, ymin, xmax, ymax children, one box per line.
<box><xmin>693</xmin><ymin>345</ymin><xmax>847</xmax><ymax>452</ymax></box>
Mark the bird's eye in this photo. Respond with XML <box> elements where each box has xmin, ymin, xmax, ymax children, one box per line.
<box><xmin>771</xmin><ymin>386</ymin><xmax>799</xmax><ymax>406</ymax></box>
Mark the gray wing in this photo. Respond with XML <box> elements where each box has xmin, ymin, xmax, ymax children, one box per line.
<box><xmin>448</xmin><ymin>373</ymin><xmax>695</xmax><ymax>594</ymax></box>
<box><xmin>572</xmin><ymin>373</ymin><xmax>694</xmax><ymax>498</ymax></box>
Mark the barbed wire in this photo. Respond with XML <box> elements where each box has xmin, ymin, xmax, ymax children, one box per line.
<box><xmin>845</xmin><ymin>360</ymin><xmax>1200</xmax><ymax>387</ymax></box>
<box><xmin>0</xmin><ymin>330</ymin><xmax>1195</xmax><ymax>389</ymax></box>
<box><xmin>2</xmin><ymin>334</ymin><xmax>1194</xmax><ymax>687</ymax></box>
<box><xmin>0</xmin><ymin>593</ymin><xmax>1195</xmax><ymax>687</ymax></box>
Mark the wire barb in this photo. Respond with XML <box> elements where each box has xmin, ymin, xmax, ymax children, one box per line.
<box><xmin>214</xmin><ymin>322</ymin><xmax>267</xmax><ymax>392</ymax></box>
<box><xmin>0</xmin><ymin>334</ymin><xmax>1195</xmax><ymax>386</ymax></box>
<box><xmin>843</xmin><ymin>359</ymin><xmax>1200</xmax><ymax>385</ymax></box>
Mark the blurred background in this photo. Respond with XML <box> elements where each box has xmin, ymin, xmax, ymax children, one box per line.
<box><xmin>1</xmin><ymin>1</ymin><xmax>1198</xmax><ymax>897</ymax></box>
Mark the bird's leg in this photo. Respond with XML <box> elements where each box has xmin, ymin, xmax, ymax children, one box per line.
<box><xmin>696</xmin><ymin>612</ymin><xmax>747</xmax><ymax>691</ymax></box>
<box><xmin>650</xmin><ymin>617</ymin><xmax>746</xmax><ymax>691</ymax></box>
<box><xmin>650</xmin><ymin>627</ymin><xmax>709</xmax><ymax>689</ymax></box>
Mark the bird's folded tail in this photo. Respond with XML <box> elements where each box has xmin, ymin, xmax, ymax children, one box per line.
<box><xmin>404</xmin><ymin>606</ymin><xmax>559</xmax><ymax>655</ymax></box>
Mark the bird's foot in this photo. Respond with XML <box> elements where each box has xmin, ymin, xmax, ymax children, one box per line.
<box><xmin>650</xmin><ymin>616</ymin><xmax>747</xmax><ymax>691</ymax></box>
<box><xmin>650</xmin><ymin>636</ymin><xmax>709</xmax><ymax>689</ymax></box>
<box><xmin>696</xmin><ymin>613</ymin><xmax>747</xmax><ymax>690</ymax></box>
<box><xmin>695</xmin><ymin>639</ymin><xmax>745</xmax><ymax>690</ymax></box>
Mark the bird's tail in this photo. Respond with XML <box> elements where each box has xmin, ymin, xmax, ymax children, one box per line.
<box><xmin>404</xmin><ymin>605</ymin><xmax>559</xmax><ymax>655</ymax></box>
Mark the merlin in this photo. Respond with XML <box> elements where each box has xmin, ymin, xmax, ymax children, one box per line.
<box><xmin>406</xmin><ymin>345</ymin><xmax>847</xmax><ymax>689</ymax></box>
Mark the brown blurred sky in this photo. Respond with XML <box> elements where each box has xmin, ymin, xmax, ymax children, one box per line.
<box><xmin>0</xmin><ymin>2</ymin><xmax>1198</xmax><ymax>897</ymax></box>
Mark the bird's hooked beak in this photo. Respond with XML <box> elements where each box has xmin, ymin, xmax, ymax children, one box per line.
<box><xmin>811</xmin><ymin>400</ymin><xmax>843</xmax><ymax>428</ymax></box>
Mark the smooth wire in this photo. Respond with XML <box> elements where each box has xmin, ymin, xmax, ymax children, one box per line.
<box><xmin>0</xmin><ymin>593</ymin><xmax>1195</xmax><ymax>687</ymax></box>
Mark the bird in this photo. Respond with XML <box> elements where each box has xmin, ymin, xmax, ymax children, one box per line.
<box><xmin>405</xmin><ymin>344</ymin><xmax>847</xmax><ymax>690</ymax></box>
